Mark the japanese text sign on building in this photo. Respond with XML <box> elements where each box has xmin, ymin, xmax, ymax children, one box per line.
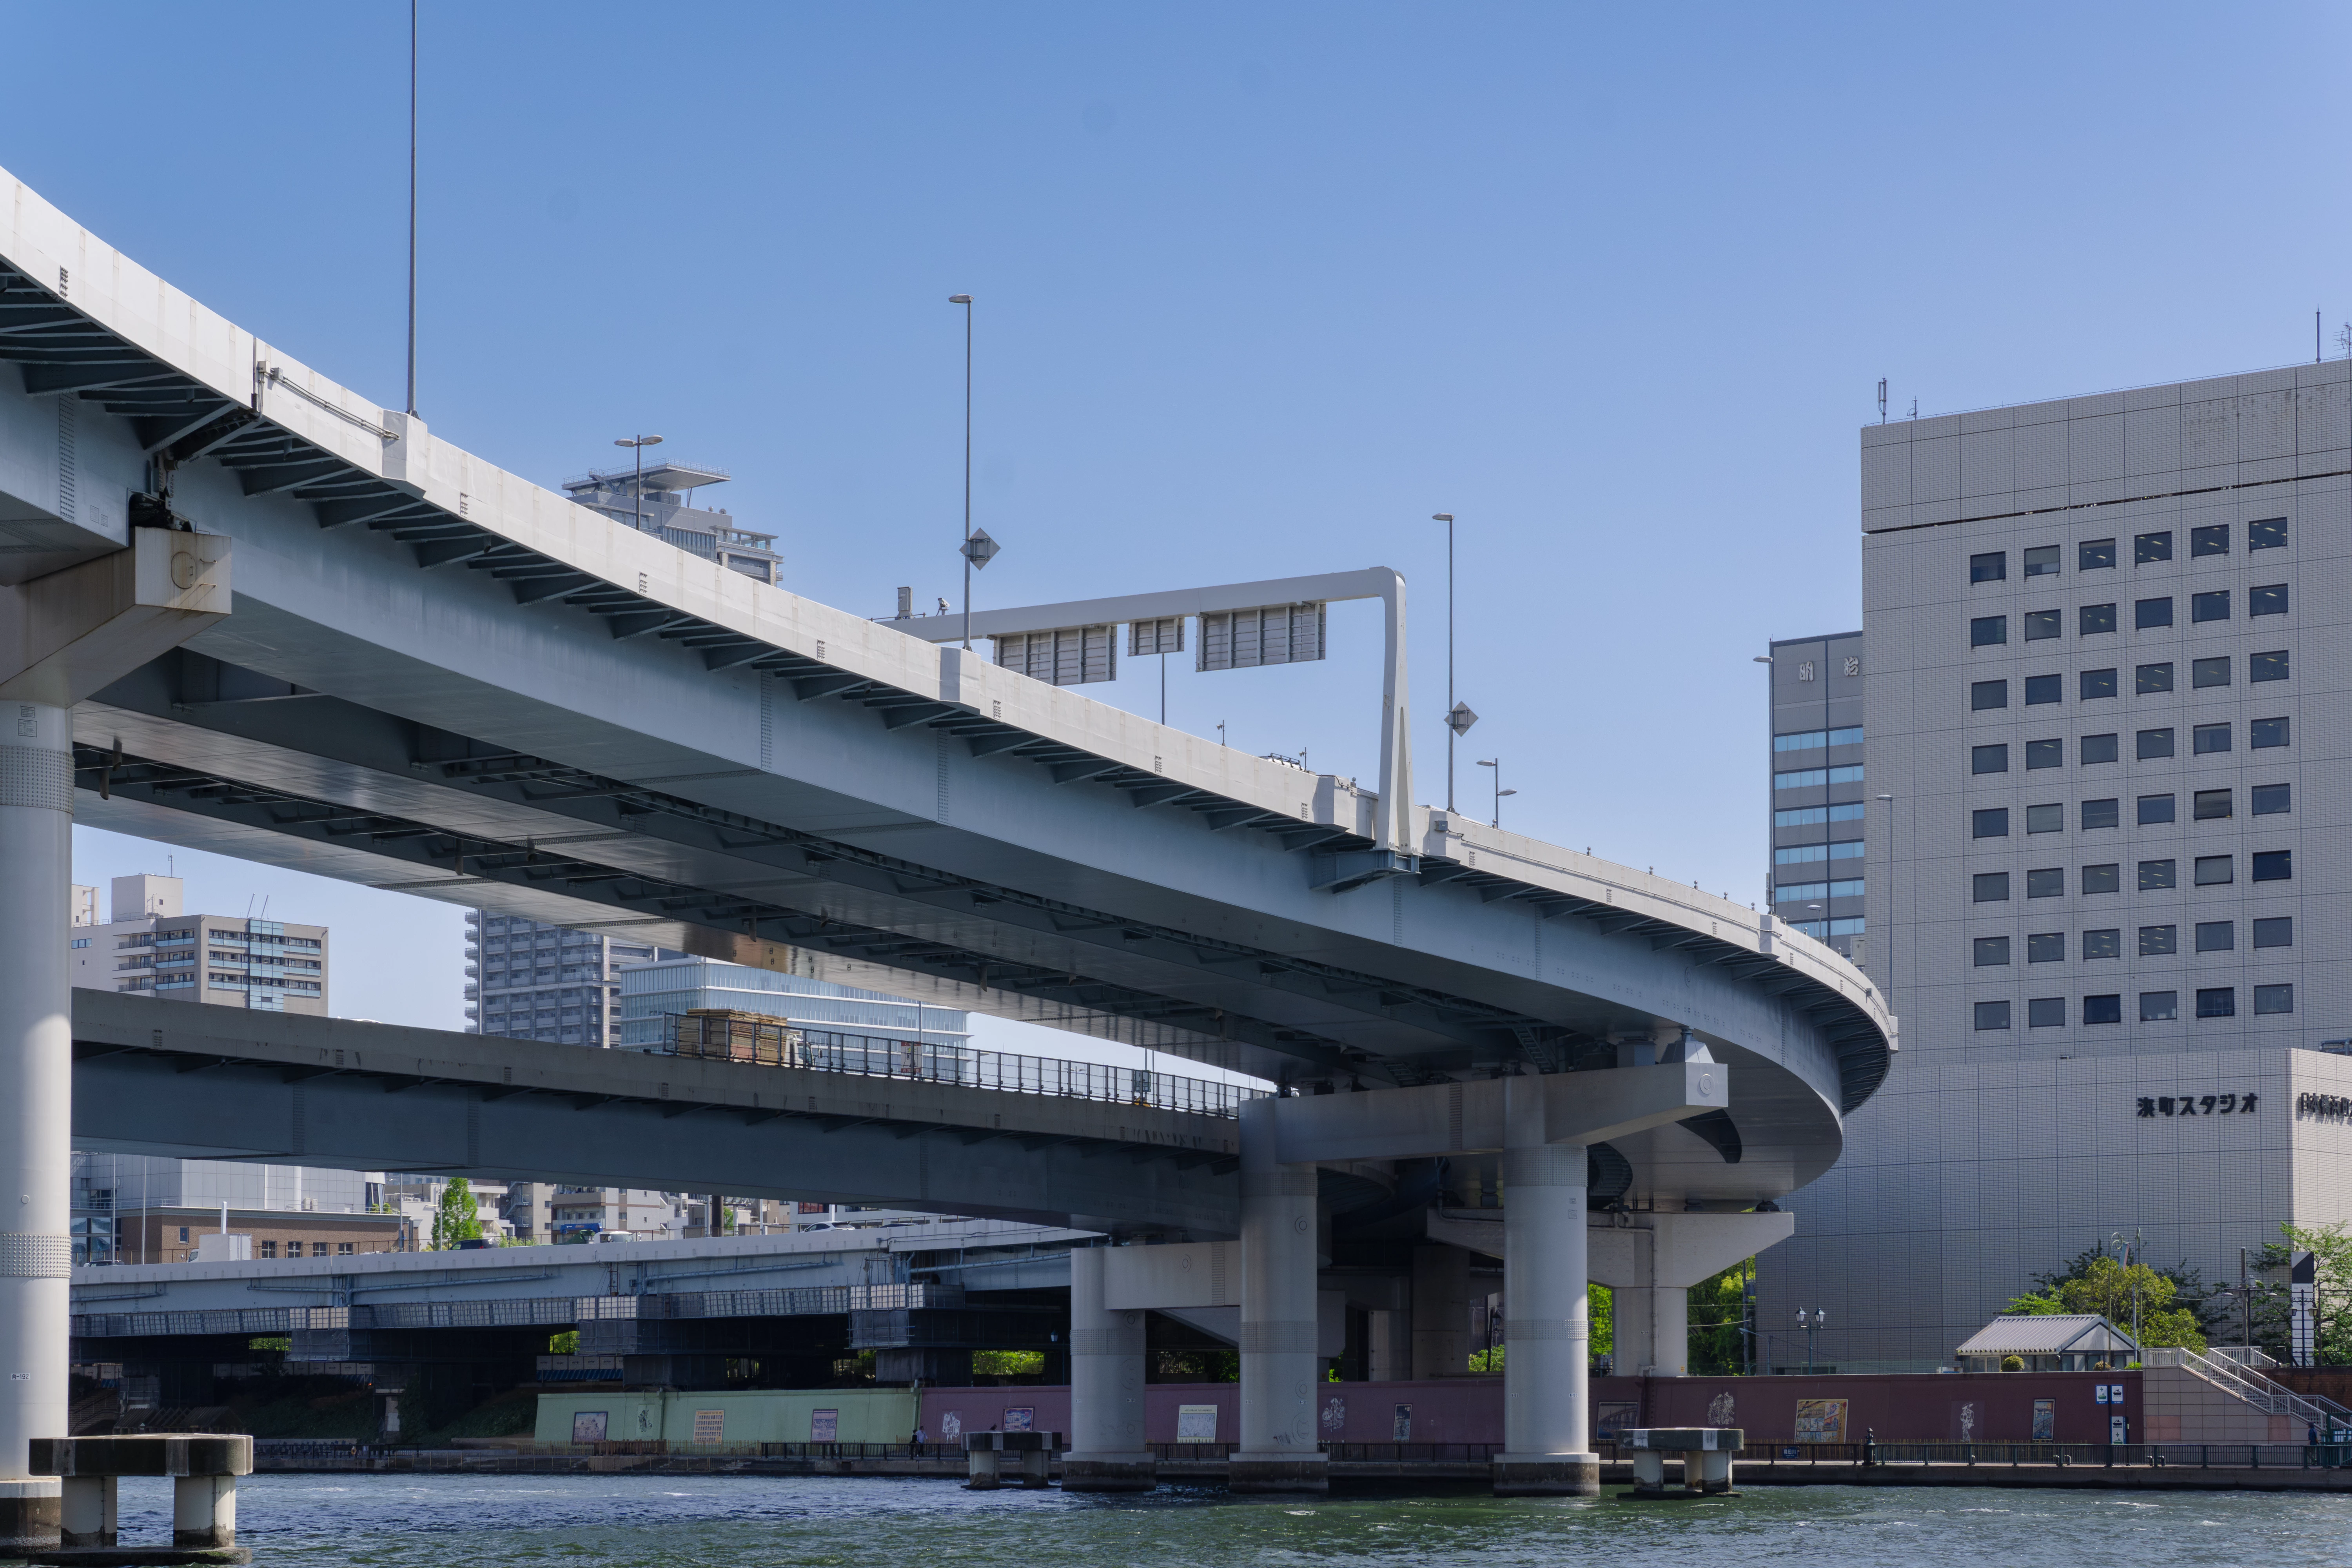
<box><xmin>2137</xmin><ymin>1093</ymin><xmax>2255</xmax><ymax>1118</ymax></box>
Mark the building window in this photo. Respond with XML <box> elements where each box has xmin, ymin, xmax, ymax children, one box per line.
<box><xmin>1971</xmin><ymin>681</ymin><xmax>2009</xmax><ymax>711</ymax></box>
<box><xmin>2250</xmin><ymin>583</ymin><xmax>2288</xmax><ymax>616</ymax></box>
<box><xmin>2248</xmin><ymin>517</ymin><xmax>2287</xmax><ymax>550</ymax></box>
<box><xmin>2081</xmin><ymin>538</ymin><xmax>2117</xmax><ymax>570</ymax></box>
<box><xmin>2254</xmin><ymin>984</ymin><xmax>2295</xmax><ymax>1015</ymax></box>
<box><xmin>1972</xmin><ymin>744</ymin><xmax>2009</xmax><ymax>775</ymax></box>
<box><xmin>2193</xmin><ymin>855</ymin><xmax>2233</xmax><ymax>886</ymax></box>
<box><xmin>2252</xmin><ymin>850</ymin><xmax>2292</xmax><ymax>882</ymax></box>
<box><xmin>2194</xmin><ymin>920</ymin><xmax>2234</xmax><ymax>953</ymax></box>
<box><xmin>1975</xmin><ymin>1000</ymin><xmax>2012</xmax><ymax>1031</ymax></box>
<box><xmin>1971</xmin><ymin>616</ymin><xmax>2008</xmax><ymax>648</ymax></box>
<box><xmin>2024</xmin><ymin>675</ymin><xmax>2062</xmax><ymax>706</ymax></box>
<box><xmin>2081</xmin><ymin>733</ymin><xmax>2120</xmax><ymax>764</ymax></box>
<box><xmin>2250</xmin><ymin>650</ymin><xmax>2289</xmax><ymax>682</ymax></box>
<box><xmin>1973</xmin><ymin>873</ymin><xmax>2010</xmax><ymax>903</ymax></box>
<box><xmin>2136</xmin><ymin>662</ymin><xmax>2173</xmax><ymax>695</ymax></box>
<box><xmin>2079</xmin><ymin>603</ymin><xmax>2116</xmax><ymax>636</ymax></box>
<box><xmin>2082</xmin><ymin>863</ymin><xmax>2121</xmax><ymax>894</ymax></box>
<box><xmin>2193</xmin><ymin>789</ymin><xmax>2232</xmax><ymax>820</ymax></box>
<box><xmin>2137</xmin><ymin>795</ymin><xmax>2175</xmax><ymax>825</ymax></box>
<box><xmin>2191</xmin><ymin>657</ymin><xmax>2231</xmax><ymax>690</ymax></box>
<box><xmin>2251</xmin><ymin>717</ymin><xmax>2290</xmax><ymax>749</ymax></box>
<box><xmin>2189</xmin><ymin>523</ymin><xmax>2230</xmax><ymax>557</ymax></box>
<box><xmin>2023</xmin><ymin>609</ymin><xmax>2060</xmax><ymax>641</ymax></box>
<box><xmin>2140</xmin><ymin>925</ymin><xmax>2177</xmax><ymax>956</ymax></box>
<box><xmin>2027</xmin><ymin>803</ymin><xmax>2064</xmax><ymax>833</ymax></box>
<box><xmin>2137</xmin><ymin>729</ymin><xmax>2174</xmax><ymax>760</ymax></box>
<box><xmin>1970</xmin><ymin>552</ymin><xmax>2007</xmax><ymax>584</ymax></box>
<box><xmin>2083</xmin><ymin>928</ymin><xmax>2122</xmax><ymax>959</ymax></box>
<box><xmin>2081</xmin><ymin>797</ymin><xmax>2120</xmax><ymax>829</ymax></box>
<box><xmin>2140</xmin><ymin>991</ymin><xmax>2179</xmax><ymax>1022</ymax></box>
<box><xmin>2195</xmin><ymin>987</ymin><xmax>2236</xmax><ymax>1019</ymax></box>
<box><xmin>2080</xmin><ymin>669</ymin><xmax>2116</xmax><ymax>701</ymax></box>
<box><xmin>1973</xmin><ymin>808</ymin><xmax>2010</xmax><ymax>838</ymax></box>
<box><xmin>2025</xmin><ymin>739</ymin><xmax>2063</xmax><ymax>769</ymax></box>
<box><xmin>260</xmin><ymin>1241</ymin><xmax>277</xmax><ymax>1258</ymax></box>
<box><xmin>2084</xmin><ymin>994</ymin><xmax>2123</xmax><ymax>1024</ymax></box>
<box><xmin>2135</xmin><ymin>532</ymin><xmax>2172</xmax><ymax>564</ymax></box>
<box><xmin>2138</xmin><ymin>859</ymin><xmax>2176</xmax><ymax>890</ymax></box>
<box><xmin>2251</xmin><ymin>783</ymin><xmax>2290</xmax><ymax>816</ymax></box>
<box><xmin>2023</xmin><ymin>544</ymin><xmax>2060</xmax><ymax>577</ymax></box>
<box><xmin>338</xmin><ymin>1242</ymin><xmax>354</xmax><ymax>1255</ymax></box>
<box><xmin>2253</xmin><ymin>916</ymin><xmax>2294</xmax><ymax>949</ymax></box>
<box><xmin>2190</xmin><ymin>590</ymin><xmax>2230</xmax><ymax>622</ymax></box>
<box><xmin>2027</xmin><ymin>997</ymin><xmax>2066</xmax><ymax>1028</ymax></box>
<box><xmin>2026</xmin><ymin>867</ymin><xmax>2065</xmax><ymax>898</ymax></box>
<box><xmin>1974</xmin><ymin>936</ymin><xmax>2011</xmax><ymax>967</ymax></box>
<box><xmin>2026</xmin><ymin>932</ymin><xmax>2065</xmax><ymax>963</ymax></box>
<box><xmin>2135</xmin><ymin>598</ymin><xmax>2174</xmax><ymax>630</ymax></box>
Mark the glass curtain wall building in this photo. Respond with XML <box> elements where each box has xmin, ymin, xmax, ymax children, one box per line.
<box><xmin>1764</xmin><ymin>359</ymin><xmax>2352</xmax><ymax>1370</ymax></box>
<box><xmin>1767</xmin><ymin>632</ymin><xmax>1868</xmax><ymax>960</ymax></box>
<box><xmin>618</xmin><ymin>956</ymin><xmax>971</xmax><ymax>1060</ymax></box>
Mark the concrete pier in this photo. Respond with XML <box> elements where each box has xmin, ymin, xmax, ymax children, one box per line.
<box><xmin>1492</xmin><ymin>1076</ymin><xmax>1599</xmax><ymax>1497</ymax></box>
<box><xmin>1231</xmin><ymin>1099</ymin><xmax>1327</xmax><ymax>1494</ymax></box>
<box><xmin>1062</xmin><ymin>1247</ymin><xmax>1155</xmax><ymax>1492</ymax></box>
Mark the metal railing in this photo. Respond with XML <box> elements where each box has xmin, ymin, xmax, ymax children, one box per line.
<box><xmin>658</xmin><ymin>1013</ymin><xmax>1266</xmax><ymax>1119</ymax></box>
<box><xmin>2149</xmin><ymin>1345</ymin><xmax>2346</xmax><ymax>1425</ymax></box>
<box><xmin>1728</xmin><ymin>1439</ymin><xmax>2352</xmax><ymax>1469</ymax></box>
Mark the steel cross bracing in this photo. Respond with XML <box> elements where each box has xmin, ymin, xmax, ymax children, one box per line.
<box><xmin>0</xmin><ymin>233</ymin><xmax>1889</xmax><ymax>1109</ymax></box>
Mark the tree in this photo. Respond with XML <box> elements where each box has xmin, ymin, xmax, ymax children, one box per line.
<box><xmin>430</xmin><ymin>1178</ymin><xmax>485</xmax><ymax>1250</ymax></box>
<box><xmin>2250</xmin><ymin>1222</ymin><xmax>2352</xmax><ymax>1364</ymax></box>
<box><xmin>2013</xmin><ymin>1251</ymin><xmax>2204</xmax><ymax>1350</ymax></box>
<box><xmin>1688</xmin><ymin>1261</ymin><xmax>1753</xmax><ymax>1376</ymax></box>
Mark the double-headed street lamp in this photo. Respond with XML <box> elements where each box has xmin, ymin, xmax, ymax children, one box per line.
<box><xmin>1474</xmin><ymin>758</ymin><xmax>1516</xmax><ymax>828</ymax></box>
<box><xmin>1797</xmin><ymin>1307</ymin><xmax>1827</xmax><ymax>1374</ymax></box>
<box><xmin>613</xmin><ymin>434</ymin><xmax>664</xmax><ymax>532</ymax></box>
<box><xmin>1434</xmin><ymin>513</ymin><xmax>1477</xmax><ymax>812</ymax></box>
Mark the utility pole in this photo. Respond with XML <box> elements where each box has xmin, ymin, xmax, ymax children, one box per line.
<box><xmin>950</xmin><ymin>295</ymin><xmax>974</xmax><ymax>648</ymax></box>
<box><xmin>407</xmin><ymin>0</ymin><xmax>418</xmax><ymax>417</ymax></box>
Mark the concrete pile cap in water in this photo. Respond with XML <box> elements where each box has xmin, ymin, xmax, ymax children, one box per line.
<box><xmin>28</xmin><ymin>1437</ymin><xmax>254</xmax><ymax>1477</ymax></box>
<box><xmin>963</xmin><ymin>1432</ymin><xmax>1061</xmax><ymax>1452</ymax></box>
<box><xmin>1626</xmin><ymin>1428</ymin><xmax>1744</xmax><ymax>1450</ymax></box>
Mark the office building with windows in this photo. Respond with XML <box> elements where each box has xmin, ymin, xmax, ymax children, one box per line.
<box><xmin>69</xmin><ymin>875</ymin><xmax>328</xmax><ymax>1014</ymax></box>
<box><xmin>1765</xmin><ymin>359</ymin><xmax>2352</xmax><ymax>1370</ymax></box>
<box><xmin>1767</xmin><ymin>631</ymin><xmax>1868</xmax><ymax>962</ymax></box>
<box><xmin>463</xmin><ymin>913</ymin><xmax>677</xmax><ymax>1045</ymax></box>
<box><xmin>559</xmin><ymin>458</ymin><xmax>781</xmax><ymax>585</ymax></box>
<box><xmin>616</xmin><ymin>956</ymin><xmax>971</xmax><ymax>1056</ymax></box>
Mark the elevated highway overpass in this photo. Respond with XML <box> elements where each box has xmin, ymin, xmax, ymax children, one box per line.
<box><xmin>0</xmin><ymin>161</ymin><xmax>1894</xmax><ymax>1501</ymax></box>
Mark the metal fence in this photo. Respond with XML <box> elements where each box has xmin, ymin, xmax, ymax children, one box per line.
<box><xmin>1726</xmin><ymin>1439</ymin><xmax>2352</xmax><ymax>1470</ymax></box>
<box><xmin>660</xmin><ymin>1013</ymin><xmax>1265</xmax><ymax>1118</ymax></box>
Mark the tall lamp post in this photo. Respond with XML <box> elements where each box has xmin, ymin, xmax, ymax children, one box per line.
<box><xmin>1474</xmin><ymin>758</ymin><xmax>1516</xmax><ymax>828</ymax></box>
<box><xmin>1797</xmin><ymin>1307</ymin><xmax>1826</xmax><ymax>1374</ymax></box>
<box><xmin>613</xmin><ymin>435</ymin><xmax>663</xmax><ymax>532</ymax></box>
<box><xmin>949</xmin><ymin>295</ymin><xmax>974</xmax><ymax>647</ymax></box>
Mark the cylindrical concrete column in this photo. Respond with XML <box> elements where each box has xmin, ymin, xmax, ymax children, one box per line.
<box><xmin>171</xmin><ymin>1474</ymin><xmax>236</xmax><ymax>1549</ymax></box>
<box><xmin>1651</xmin><ymin>1283</ymin><xmax>1689</xmax><ymax>1377</ymax></box>
<box><xmin>1062</xmin><ymin>1246</ymin><xmax>1154</xmax><ymax>1492</ymax></box>
<box><xmin>0</xmin><ymin>702</ymin><xmax>72</xmax><ymax>1552</ymax></box>
<box><xmin>1614</xmin><ymin>1285</ymin><xmax>1655</xmax><ymax>1374</ymax></box>
<box><xmin>1232</xmin><ymin>1098</ymin><xmax>1325</xmax><ymax>1493</ymax></box>
<box><xmin>1494</xmin><ymin>1076</ymin><xmax>1597</xmax><ymax>1496</ymax></box>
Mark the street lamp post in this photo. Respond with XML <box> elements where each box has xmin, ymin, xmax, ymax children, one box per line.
<box><xmin>613</xmin><ymin>435</ymin><xmax>664</xmax><ymax>532</ymax></box>
<box><xmin>950</xmin><ymin>295</ymin><xmax>974</xmax><ymax>648</ymax></box>
<box><xmin>1797</xmin><ymin>1307</ymin><xmax>1826</xmax><ymax>1374</ymax></box>
<box><xmin>1474</xmin><ymin>758</ymin><xmax>1516</xmax><ymax>828</ymax></box>
<box><xmin>1432</xmin><ymin>514</ymin><xmax>1475</xmax><ymax>812</ymax></box>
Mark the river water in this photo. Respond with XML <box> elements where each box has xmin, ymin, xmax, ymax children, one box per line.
<box><xmin>94</xmin><ymin>1472</ymin><xmax>2352</xmax><ymax>1565</ymax></box>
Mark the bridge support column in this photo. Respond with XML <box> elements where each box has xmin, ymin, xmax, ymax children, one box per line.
<box><xmin>0</xmin><ymin>701</ymin><xmax>71</xmax><ymax>1552</ymax></box>
<box><xmin>1493</xmin><ymin>1076</ymin><xmax>1597</xmax><ymax>1497</ymax></box>
<box><xmin>1062</xmin><ymin>1246</ymin><xmax>1155</xmax><ymax>1492</ymax></box>
<box><xmin>1232</xmin><ymin>1098</ymin><xmax>1326</xmax><ymax>1494</ymax></box>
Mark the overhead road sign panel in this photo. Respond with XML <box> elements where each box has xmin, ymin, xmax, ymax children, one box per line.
<box><xmin>996</xmin><ymin>624</ymin><xmax>1117</xmax><ymax>687</ymax></box>
<box><xmin>1198</xmin><ymin>603</ymin><xmax>1324</xmax><ymax>672</ymax></box>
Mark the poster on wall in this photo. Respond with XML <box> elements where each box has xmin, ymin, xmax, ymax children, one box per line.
<box><xmin>1793</xmin><ymin>1398</ymin><xmax>1848</xmax><ymax>1444</ymax></box>
<box><xmin>1594</xmin><ymin>1402</ymin><xmax>1641</xmax><ymax>1442</ymax></box>
<box><xmin>2031</xmin><ymin>1399</ymin><xmax>2055</xmax><ymax>1441</ymax></box>
<box><xmin>691</xmin><ymin>1410</ymin><xmax>724</xmax><ymax>1445</ymax></box>
<box><xmin>1391</xmin><ymin>1405</ymin><xmax>1412</xmax><ymax>1441</ymax></box>
<box><xmin>571</xmin><ymin>1411</ymin><xmax>609</xmax><ymax>1444</ymax></box>
<box><xmin>810</xmin><ymin>1408</ymin><xmax>839</xmax><ymax>1443</ymax></box>
<box><xmin>1003</xmin><ymin>1407</ymin><xmax>1035</xmax><ymax>1433</ymax></box>
<box><xmin>1176</xmin><ymin>1405</ymin><xmax>1220</xmax><ymax>1443</ymax></box>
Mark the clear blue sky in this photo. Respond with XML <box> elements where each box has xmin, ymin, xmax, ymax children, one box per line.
<box><xmin>28</xmin><ymin>2</ymin><xmax>2352</xmax><ymax>1045</ymax></box>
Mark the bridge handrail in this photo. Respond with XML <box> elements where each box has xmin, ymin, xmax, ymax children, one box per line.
<box><xmin>656</xmin><ymin>1013</ymin><xmax>1267</xmax><ymax>1119</ymax></box>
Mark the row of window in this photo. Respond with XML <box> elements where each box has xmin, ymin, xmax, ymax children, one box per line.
<box><xmin>1773</xmin><ymin>879</ymin><xmax>1864</xmax><ymax>903</ymax></box>
<box><xmin>1970</xmin><ymin>787</ymin><xmax>2288</xmax><ymax>832</ymax></box>
<box><xmin>1973</xmin><ymin>663</ymin><xmax>2288</xmax><ymax>711</ymax></box>
<box><xmin>1775</xmin><ymin>802</ymin><xmax>1867</xmax><ymax>828</ymax></box>
<box><xmin>1971</xmin><ymin>853</ymin><xmax>2292</xmax><ymax>900</ymax></box>
<box><xmin>1788</xmin><ymin>917</ymin><xmax>1865</xmax><ymax>938</ymax></box>
<box><xmin>1975</xmin><ymin>917</ymin><xmax>2292</xmax><ymax>964</ymax></box>
<box><xmin>1774</xmin><ymin>840</ymin><xmax>1865</xmax><ymax>866</ymax></box>
<box><xmin>1969</xmin><ymin>521</ymin><xmax>2287</xmax><ymax>584</ymax></box>
<box><xmin>1773</xmin><ymin>726</ymin><xmax>1864</xmax><ymax>753</ymax></box>
<box><xmin>1774</xmin><ymin>764</ymin><xmax>1864</xmax><ymax>791</ymax></box>
<box><xmin>1971</xmin><ymin>721</ymin><xmax>2286</xmax><ymax>766</ymax></box>
<box><xmin>1975</xmin><ymin>986</ymin><xmax>2293</xmax><ymax>1029</ymax></box>
<box><xmin>1971</xmin><ymin>589</ymin><xmax>2286</xmax><ymax>645</ymax></box>
<box><xmin>256</xmin><ymin>1240</ymin><xmax>354</xmax><ymax>1259</ymax></box>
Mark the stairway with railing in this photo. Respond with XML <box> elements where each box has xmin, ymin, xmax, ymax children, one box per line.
<box><xmin>2150</xmin><ymin>1345</ymin><xmax>2352</xmax><ymax>1426</ymax></box>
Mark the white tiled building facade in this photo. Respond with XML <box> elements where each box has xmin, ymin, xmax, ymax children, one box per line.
<box><xmin>1766</xmin><ymin>359</ymin><xmax>2352</xmax><ymax>1370</ymax></box>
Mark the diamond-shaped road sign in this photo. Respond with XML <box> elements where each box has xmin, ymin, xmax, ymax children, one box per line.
<box><xmin>960</xmin><ymin>528</ymin><xmax>1001</xmax><ymax>570</ymax></box>
<box><xmin>1446</xmin><ymin>701</ymin><xmax>1479</xmax><ymax>737</ymax></box>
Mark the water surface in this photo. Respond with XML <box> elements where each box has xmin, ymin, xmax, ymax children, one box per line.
<box><xmin>97</xmin><ymin>1472</ymin><xmax>2347</xmax><ymax>1566</ymax></box>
